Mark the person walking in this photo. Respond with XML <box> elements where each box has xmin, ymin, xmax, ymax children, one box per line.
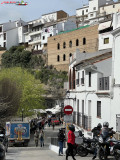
<box><xmin>52</xmin><ymin>121</ymin><xmax>55</xmax><ymax>130</ymax></box>
<box><xmin>58</xmin><ymin>129</ymin><xmax>65</xmax><ymax>156</ymax></box>
<box><xmin>66</xmin><ymin>124</ymin><xmax>76</xmax><ymax>160</ymax></box>
<box><xmin>39</xmin><ymin>130</ymin><xmax>45</xmax><ymax>147</ymax></box>
<box><xmin>34</xmin><ymin>130</ymin><xmax>39</xmax><ymax>147</ymax></box>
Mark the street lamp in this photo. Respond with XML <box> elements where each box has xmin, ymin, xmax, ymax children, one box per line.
<box><xmin>66</xmin><ymin>90</ymin><xmax>70</xmax><ymax>98</ymax></box>
<box><xmin>22</xmin><ymin>108</ymin><xmax>24</xmax><ymax>122</ymax></box>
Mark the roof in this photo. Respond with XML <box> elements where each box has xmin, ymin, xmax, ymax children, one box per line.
<box><xmin>42</xmin><ymin>10</ymin><xmax>67</xmax><ymax>16</ymax></box>
<box><xmin>58</xmin><ymin>25</ymin><xmax>90</xmax><ymax>35</ymax></box>
<box><xmin>76</xmin><ymin>5</ymin><xmax>89</xmax><ymax>10</ymax></box>
<box><xmin>33</xmin><ymin>22</ymin><xmax>44</xmax><ymax>27</ymax></box>
<box><xmin>74</xmin><ymin>48</ymin><xmax>112</xmax><ymax>67</ymax></box>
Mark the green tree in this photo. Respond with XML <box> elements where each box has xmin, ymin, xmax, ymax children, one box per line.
<box><xmin>0</xmin><ymin>67</ymin><xmax>45</xmax><ymax>118</ymax></box>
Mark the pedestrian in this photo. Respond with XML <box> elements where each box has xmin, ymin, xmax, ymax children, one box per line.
<box><xmin>91</xmin><ymin>123</ymin><xmax>102</xmax><ymax>160</ymax></box>
<box><xmin>58</xmin><ymin>128</ymin><xmax>65</xmax><ymax>156</ymax></box>
<box><xmin>52</xmin><ymin>121</ymin><xmax>55</xmax><ymax>130</ymax></box>
<box><xmin>66</xmin><ymin>124</ymin><xmax>76</xmax><ymax>160</ymax></box>
<box><xmin>39</xmin><ymin>130</ymin><xmax>45</xmax><ymax>147</ymax></box>
<box><xmin>34</xmin><ymin>130</ymin><xmax>39</xmax><ymax>147</ymax></box>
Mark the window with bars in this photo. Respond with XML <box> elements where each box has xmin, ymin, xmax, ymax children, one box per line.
<box><xmin>97</xmin><ymin>101</ymin><xmax>101</xmax><ymax>118</ymax></box>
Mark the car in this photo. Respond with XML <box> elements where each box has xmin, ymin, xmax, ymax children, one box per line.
<box><xmin>51</xmin><ymin>118</ymin><xmax>60</xmax><ymax>125</ymax></box>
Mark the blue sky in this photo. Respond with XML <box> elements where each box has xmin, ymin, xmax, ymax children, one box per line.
<box><xmin>0</xmin><ymin>0</ymin><xmax>118</xmax><ymax>23</ymax></box>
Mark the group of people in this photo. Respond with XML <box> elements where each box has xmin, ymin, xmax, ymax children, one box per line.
<box><xmin>34</xmin><ymin>129</ymin><xmax>45</xmax><ymax>147</ymax></box>
<box><xmin>57</xmin><ymin>121</ymin><xmax>112</xmax><ymax>160</ymax></box>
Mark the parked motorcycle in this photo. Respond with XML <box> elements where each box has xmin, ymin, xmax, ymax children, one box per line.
<box><xmin>76</xmin><ymin>131</ymin><xmax>98</xmax><ymax>157</ymax></box>
<box><xmin>98</xmin><ymin>127</ymin><xmax>116</xmax><ymax>160</ymax></box>
<box><xmin>0</xmin><ymin>142</ymin><xmax>5</xmax><ymax>160</ymax></box>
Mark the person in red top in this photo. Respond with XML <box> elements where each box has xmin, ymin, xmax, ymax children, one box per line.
<box><xmin>66</xmin><ymin>124</ymin><xmax>76</xmax><ymax>160</ymax></box>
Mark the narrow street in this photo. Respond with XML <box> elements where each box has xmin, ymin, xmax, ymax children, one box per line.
<box><xmin>5</xmin><ymin>125</ymin><xmax>114</xmax><ymax>160</ymax></box>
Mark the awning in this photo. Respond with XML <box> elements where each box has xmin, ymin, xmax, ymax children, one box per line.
<box><xmin>98</xmin><ymin>21</ymin><xmax>112</xmax><ymax>31</ymax></box>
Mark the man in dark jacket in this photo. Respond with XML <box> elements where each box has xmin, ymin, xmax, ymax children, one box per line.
<box><xmin>58</xmin><ymin>129</ymin><xmax>65</xmax><ymax>156</ymax></box>
<box><xmin>91</xmin><ymin>123</ymin><xmax>102</xmax><ymax>160</ymax></box>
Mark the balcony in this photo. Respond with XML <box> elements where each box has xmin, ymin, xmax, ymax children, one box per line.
<box><xmin>29</xmin><ymin>30</ymin><xmax>42</xmax><ymax>36</ymax></box>
<box><xmin>96</xmin><ymin>77</ymin><xmax>110</xmax><ymax>95</ymax></box>
<box><xmin>28</xmin><ymin>38</ymin><xmax>41</xmax><ymax>45</ymax></box>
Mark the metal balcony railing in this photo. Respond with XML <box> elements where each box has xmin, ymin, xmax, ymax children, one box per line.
<box><xmin>99</xmin><ymin>77</ymin><xmax>109</xmax><ymax>90</ymax></box>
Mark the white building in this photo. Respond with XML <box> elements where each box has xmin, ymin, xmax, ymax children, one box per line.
<box><xmin>100</xmin><ymin>1</ymin><xmax>120</xmax><ymax>16</ymax></box>
<box><xmin>28</xmin><ymin>16</ymin><xmax>76</xmax><ymax>51</ymax></box>
<box><xmin>0</xmin><ymin>19</ymin><xmax>27</xmax><ymax>49</ymax></box>
<box><xmin>98</xmin><ymin>20</ymin><xmax>113</xmax><ymax>50</ymax></box>
<box><xmin>110</xmin><ymin>12</ymin><xmax>120</xmax><ymax>132</ymax></box>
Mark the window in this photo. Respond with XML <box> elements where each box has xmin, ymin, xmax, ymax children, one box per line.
<box><xmin>97</xmin><ymin>101</ymin><xmax>101</xmax><ymax>118</ymax></box>
<box><xmin>50</xmin><ymin>34</ymin><xmax>52</xmax><ymax>37</ymax></box>
<box><xmin>43</xmin><ymin>36</ymin><xmax>45</xmax><ymax>40</ymax></box>
<box><xmin>4</xmin><ymin>33</ymin><xmax>6</xmax><ymax>40</ymax></box>
<box><xmin>89</xmin><ymin>72</ymin><xmax>91</xmax><ymax>87</ymax></box>
<box><xmin>81</xmin><ymin>71</ymin><xmax>84</xmax><ymax>85</ymax></box>
<box><xmin>93</xmin><ymin>7</ymin><xmax>96</xmax><ymax>10</ymax></box>
<box><xmin>36</xmin><ymin>45</ymin><xmax>38</xmax><ymax>50</ymax></box>
<box><xmin>57</xmin><ymin>55</ymin><xmax>60</xmax><ymax>62</ymax></box>
<box><xmin>63</xmin><ymin>54</ymin><xmax>66</xmax><ymax>61</ymax></box>
<box><xmin>104</xmin><ymin>38</ymin><xmax>109</xmax><ymax>44</ymax></box>
<box><xmin>83</xmin><ymin>37</ymin><xmax>86</xmax><ymax>45</ymax></box>
<box><xmin>90</xmin><ymin>14</ymin><xmax>93</xmax><ymax>17</ymax></box>
<box><xmin>82</xmin><ymin>10</ymin><xmax>84</xmax><ymax>15</ymax></box>
<box><xmin>63</xmin><ymin>42</ymin><xmax>66</xmax><ymax>49</ymax></box>
<box><xmin>86</xmin><ymin>9</ymin><xmax>88</xmax><ymax>12</ymax></box>
<box><xmin>113</xmin><ymin>4</ymin><xmax>115</xmax><ymax>8</ymax></box>
<box><xmin>76</xmin><ymin>39</ymin><xmax>79</xmax><ymax>46</ymax></box>
<box><xmin>69</xmin><ymin>53</ymin><xmax>72</xmax><ymax>57</ymax></box>
<box><xmin>76</xmin><ymin>72</ymin><xmax>79</xmax><ymax>85</ymax></box>
<box><xmin>82</xmin><ymin>100</ymin><xmax>84</xmax><ymax>114</ymax></box>
<box><xmin>57</xmin><ymin>43</ymin><xmax>60</xmax><ymax>50</ymax></box>
<box><xmin>0</xmin><ymin>27</ymin><xmax>2</xmax><ymax>32</ymax></box>
<box><xmin>69</xmin><ymin>41</ymin><xmax>72</xmax><ymax>48</ymax></box>
<box><xmin>3</xmin><ymin>42</ymin><xmax>6</xmax><ymax>48</ymax></box>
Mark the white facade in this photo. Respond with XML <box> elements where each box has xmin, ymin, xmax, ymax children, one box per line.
<box><xmin>99</xmin><ymin>32</ymin><xmax>113</xmax><ymax>50</ymax></box>
<box><xmin>100</xmin><ymin>2</ymin><xmax>120</xmax><ymax>16</ymax></box>
<box><xmin>76</xmin><ymin>0</ymin><xmax>110</xmax><ymax>19</ymax></box>
<box><xmin>0</xmin><ymin>19</ymin><xmax>27</xmax><ymax>49</ymax></box>
<box><xmin>41</xmin><ymin>12</ymin><xmax>57</xmax><ymax>23</ymax></box>
<box><xmin>64</xmin><ymin>50</ymin><xmax>114</xmax><ymax>137</ymax></box>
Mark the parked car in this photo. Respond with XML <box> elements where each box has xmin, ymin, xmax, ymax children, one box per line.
<box><xmin>51</xmin><ymin>118</ymin><xmax>60</xmax><ymax>125</ymax></box>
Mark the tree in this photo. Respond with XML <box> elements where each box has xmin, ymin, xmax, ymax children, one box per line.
<box><xmin>0</xmin><ymin>67</ymin><xmax>45</xmax><ymax>122</ymax></box>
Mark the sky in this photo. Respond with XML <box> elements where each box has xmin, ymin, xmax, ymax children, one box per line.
<box><xmin>0</xmin><ymin>0</ymin><xmax>118</xmax><ymax>24</ymax></box>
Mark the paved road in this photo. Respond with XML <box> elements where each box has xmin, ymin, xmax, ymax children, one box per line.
<box><xmin>6</xmin><ymin>124</ymin><xmax>114</xmax><ymax>160</ymax></box>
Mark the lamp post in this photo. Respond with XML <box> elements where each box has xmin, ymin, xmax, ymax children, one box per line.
<box><xmin>22</xmin><ymin>108</ymin><xmax>24</xmax><ymax>122</ymax></box>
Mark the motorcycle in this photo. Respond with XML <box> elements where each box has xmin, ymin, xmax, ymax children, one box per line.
<box><xmin>98</xmin><ymin>127</ymin><xmax>116</xmax><ymax>160</ymax></box>
<box><xmin>76</xmin><ymin>131</ymin><xmax>98</xmax><ymax>157</ymax></box>
<box><xmin>0</xmin><ymin>142</ymin><xmax>5</xmax><ymax>160</ymax></box>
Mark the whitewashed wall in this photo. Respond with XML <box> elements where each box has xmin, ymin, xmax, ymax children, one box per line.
<box><xmin>99</xmin><ymin>32</ymin><xmax>113</xmax><ymax>50</ymax></box>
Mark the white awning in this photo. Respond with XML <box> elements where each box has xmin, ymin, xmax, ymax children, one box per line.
<box><xmin>98</xmin><ymin>21</ymin><xmax>111</xmax><ymax>31</ymax></box>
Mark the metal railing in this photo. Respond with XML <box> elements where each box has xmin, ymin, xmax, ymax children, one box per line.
<box><xmin>51</xmin><ymin>137</ymin><xmax>66</xmax><ymax>147</ymax></box>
